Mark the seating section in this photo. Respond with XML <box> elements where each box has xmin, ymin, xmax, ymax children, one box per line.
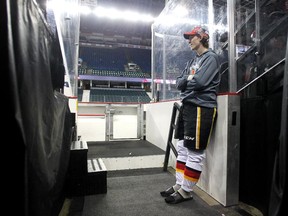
<box><xmin>79</xmin><ymin>47</ymin><xmax>127</xmax><ymax>71</ymax></box>
<box><xmin>79</xmin><ymin>47</ymin><xmax>151</xmax><ymax>74</ymax></box>
<box><xmin>78</xmin><ymin>47</ymin><xmax>152</xmax><ymax>103</ymax></box>
<box><xmin>90</xmin><ymin>88</ymin><xmax>151</xmax><ymax>103</ymax></box>
<box><xmin>78</xmin><ymin>68</ymin><xmax>150</xmax><ymax>78</ymax></box>
<box><xmin>127</xmin><ymin>49</ymin><xmax>151</xmax><ymax>73</ymax></box>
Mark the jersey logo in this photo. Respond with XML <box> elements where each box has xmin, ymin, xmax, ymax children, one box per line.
<box><xmin>184</xmin><ymin>135</ymin><xmax>195</xmax><ymax>140</ymax></box>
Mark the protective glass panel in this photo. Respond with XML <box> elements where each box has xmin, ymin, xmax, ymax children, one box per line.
<box><xmin>151</xmin><ymin>0</ymin><xmax>228</xmax><ymax>101</ymax></box>
<box><xmin>235</xmin><ymin>0</ymin><xmax>288</xmax><ymax>95</ymax></box>
<box><xmin>47</xmin><ymin>0</ymin><xmax>81</xmax><ymax>97</ymax></box>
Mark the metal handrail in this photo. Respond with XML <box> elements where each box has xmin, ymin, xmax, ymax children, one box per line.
<box><xmin>237</xmin><ymin>58</ymin><xmax>285</xmax><ymax>93</ymax></box>
<box><xmin>163</xmin><ymin>102</ymin><xmax>181</xmax><ymax>171</ymax></box>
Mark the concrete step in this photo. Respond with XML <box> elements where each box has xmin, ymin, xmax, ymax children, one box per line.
<box><xmin>100</xmin><ymin>154</ymin><xmax>165</xmax><ymax>171</ymax></box>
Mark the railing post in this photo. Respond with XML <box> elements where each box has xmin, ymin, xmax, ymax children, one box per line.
<box><xmin>163</xmin><ymin>102</ymin><xmax>180</xmax><ymax>171</ymax></box>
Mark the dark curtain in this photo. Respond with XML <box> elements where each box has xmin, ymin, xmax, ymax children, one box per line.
<box><xmin>4</xmin><ymin>0</ymin><xmax>72</xmax><ymax>215</ymax></box>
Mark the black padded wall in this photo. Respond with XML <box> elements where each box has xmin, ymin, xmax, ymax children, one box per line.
<box><xmin>239</xmin><ymin>33</ymin><xmax>287</xmax><ymax>215</ymax></box>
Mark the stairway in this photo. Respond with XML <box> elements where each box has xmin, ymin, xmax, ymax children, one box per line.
<box><xmin>65</xmin><ymin>140</ymin><xmax>107</xmax><ymax>197</ymax></box>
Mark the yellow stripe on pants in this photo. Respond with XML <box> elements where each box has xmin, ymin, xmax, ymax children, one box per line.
<box><xmin>196</xmin><ymin>107</ymin><xmax>201</xmax><ymax>149</ymax></box>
